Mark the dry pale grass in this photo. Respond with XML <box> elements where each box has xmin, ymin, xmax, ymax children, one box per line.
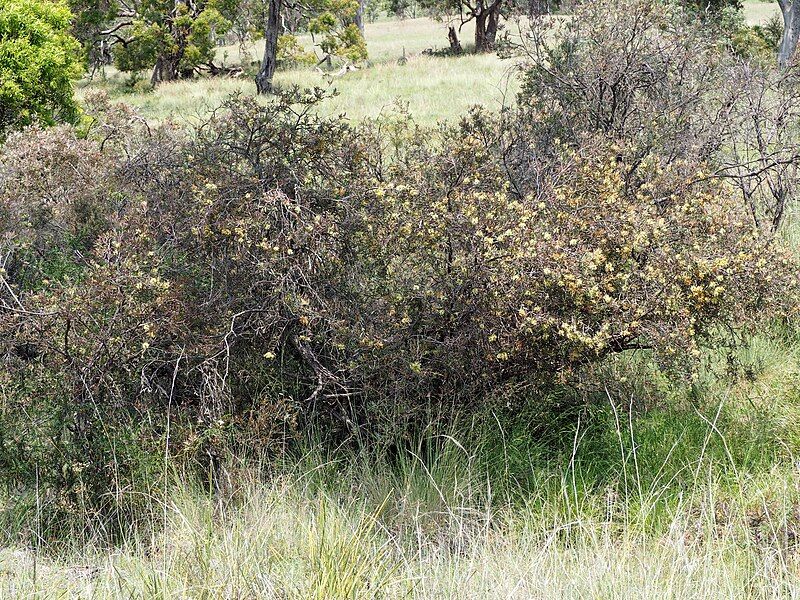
<box><xmin>4</xmin><ymin>421</ymin><xmax>800</xmax><ymax>599</ymax></box>
<box><xmin>77</xmin><ymin>17</ymin><xmax>519</xmax><ymax>125</ymax></box>
<box><xmin>744</xmin><ymin>1</ymin><xmax>781</xmax><ymax>26</ymax></box>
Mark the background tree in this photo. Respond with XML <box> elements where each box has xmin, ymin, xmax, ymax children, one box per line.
<box><xmin>226</xmin><ymin>0</ymin><xmax>268</xmax><ymax>63</ymax></box>
<box><xmin>308</xmin><ymin>3</ymin><xmax>367</xmax><ymax>63</ymax></box>
<box><xmin>255</xmin><ymin>0</ymin><xmax>366</xmax><ymax>94</ymax></box>
<box><xmin>778</xmin><ymin>0</ymin><xmax>800</xmax><ymax>66</ymax></box>
<box><xmin>110</xmin><ymin>0</ymin><xmax>238</xmax><ymax>85</ymax></box>
<box><xmin>66</xmin><ymin>0</ymin><xmax>119</xmax><ymax>75</ymax></box>
<box><xmin>385</xmin><ymin>0</ymin><xmax>418</xmax><ymax>17</ymax></box>
<box><xmin>421</xmin><ymin>0</ymin><xmax>506</xmax><ymax>52</ymax></box>
<box><xmin>255</xmin><ymin>0</ymin><xmax>281</xmax><ymax>92</ymax></box>
<box><xmin>0</xmin><ymin>0</ymin><xmax>82</xmax><ymax>134</ymax></box>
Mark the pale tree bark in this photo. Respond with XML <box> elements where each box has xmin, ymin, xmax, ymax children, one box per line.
<box><xmin>354</xmin><ymin>0</ymin><xmax>365</xmax><ymax>34</ymax></box>
<box><xmin>778</xmin><ymin>0</ymin><xmax>800</xmax><ymax>68</ymax></box>
<box><xmin>255</xmin><ymin>0</ymin><xmax>282</xmax><ymax>94</ymax></box>
<box><xmin>529</xmin><ymin>0</ymin><xmax>549</xmax><ymax>16</ymax></box>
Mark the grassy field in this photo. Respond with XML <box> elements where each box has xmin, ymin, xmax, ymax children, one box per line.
<box><xmin>745</xmin><ymin>0</ymin><xmax>781</xmax><ymax>25</ymax></box>
<box><xmin>77</xmin><ymin>3</ymin><xmax>782</xmax><ymax>125</ymax></box>
<box><xmin>78</xmin><ymin>18</ymin><xmax>518</xmax><ymax>125</ymax></box>
<box><xmin>4</xmin><ymin>328</ymin><xmax>800</xmax><ymax>598</ymax></box>
<box><xmin>4</xmin><ymin>464</ymin><xmax>800</xmax><ymax>598</ymax></box>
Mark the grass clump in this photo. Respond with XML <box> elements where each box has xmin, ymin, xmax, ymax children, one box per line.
<box><xmin>4</xmin><ymin>384</ymin><xmax>800</xmax><ymax>599</ymax></box>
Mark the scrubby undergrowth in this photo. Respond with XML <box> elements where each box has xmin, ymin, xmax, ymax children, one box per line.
<box><xmin>5</xmin><ymin>352</ymin><xmax>800</xmax><ymax>599</ymax></box>
<box><xmin>3</xmin><ymin>1</ymin><xmax>800</xmax><ymax>596</ymax></box>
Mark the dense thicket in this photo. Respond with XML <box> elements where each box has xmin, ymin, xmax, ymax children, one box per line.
<box><xmin>1</xmin><ymin>0</ymin><xmax>800</xmax><ymax>531</ymax></box>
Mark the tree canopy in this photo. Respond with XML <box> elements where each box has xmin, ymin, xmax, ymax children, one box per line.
<box><xmin>0</xmin><ymin>0</ymin><xmax>82</xmax><ymax>134</ymax></box>
<box><xmin>110</xmin><ymin>0</ymin><xmax>238</xmax><ymax>84</ymax></box>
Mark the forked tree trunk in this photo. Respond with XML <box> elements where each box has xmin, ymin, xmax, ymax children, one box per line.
<box><xmin>151</xmin><ymin>54</ymin><xmax>181</xmax><ymax>85</ymax></box>
<box><xmin>485</xmin><ymin>5</ymin><xmax>500</xmax><ymax>47</ymax></box>
<box><xmin>474</xmin><ymin>0</ymin><xmax>502</xmax><ymax>52</ymax></box>
<box><xmin>255</xmin><ymin>0</ymin><xmax>282</xmax><ymax>94</ymax></box>
<box><xmin>778</xmin><ymin>0</ymin><xmax>800</xmax><ymax>68</ymax></box>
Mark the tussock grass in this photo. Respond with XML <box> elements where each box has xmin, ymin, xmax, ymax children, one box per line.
<box><xmin>5</xmin><ymin>349</ymin><xmax>800</xmax><ymax>599</ymax></box>
<box><xmin>2</xmin><ymin>463</ymin><xmax>799</xmax><ymax>597</ymax></box>
<box><xmin>4</xmin><ymin>325</ymin><xmax>800</xmax><ymax>597</ymax></box>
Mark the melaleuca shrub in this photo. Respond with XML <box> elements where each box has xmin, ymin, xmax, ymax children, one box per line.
<box><xmin>0</xmin><ymin>90</ymin><xmax>369</xmax><ymax>528</ymax></box>
<box><xmin>514</xmin><ymin>0</ymin><xmax>800</xmax><ymax>235</ymax></box>
<box><xmin>0</xmin><ymin>124</ymin><xmax>118</xmax><ymax>287</ymax></box>
<box><xmin>0</xmin><ymin>85</ymin><xmax>797</xmax><ymax>529</ymax></box>
<box><xmin>346</xmin><ymin>113</ymin><xmax>798</xmax><ymax>408</ymax></box>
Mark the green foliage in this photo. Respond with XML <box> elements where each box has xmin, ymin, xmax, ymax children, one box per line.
<box><xmin>277</xmin><ymin>33</ymin><xmax>318</xmax><ymax>67</ymax></box>
<box><xmin>66</xmin><ymin>0</ymin><xmax>117</xmax><ymax>69</ymax></box>
<box><xmin>0</xmin><ymin>0</ymin><xmax>81</xmax><ymax>134</ymax></box>
<box><xmin>754</xmin><ymin>13</ymin><xmax>785</xmax><ymax>51</ymax></box>
<box><xmin>308</xmin><ymin>1</ymin><xmax>368</xmax><ymax>63</ymax></box>
<box><xmin>2</xmin><ymin>0</ymin><xmax>800</xmax><ymax>535</ymax></box>
<box><xmin>112</xmin><ymin>0</ymin><xmax>233</xmax><ymax>81</ymax></box>
<box><xmin>385</xmin><ymin>0</ymin><xmax>417</xmax><ymax>17</ymax></box>
<box><xmin>112</xmin><ymin>21</ymin><xmax>162</xmax><ymax>74</ymax></box>
<box><xmin>1</xmin><ymin>82</ymin><xmax>797</xmax><ymax>523</ymax></box>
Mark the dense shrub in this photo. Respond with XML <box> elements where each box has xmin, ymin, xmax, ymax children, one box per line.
<box><xmin>277</xmin><ymin>33</ymin><xmax>318</xmax><ymax>67</ymax></box>
<box><xmin>0</xmin><ymin>0</ymin><xmax>82</xmax><ymax>135</ymax></box>
<box><xmin>515</xmin><ymin>0</ymin><xmax>800</xmax><ymax>234</ymax></box>
<box><xmin>1</xmin><ymin>0</ymin><xmax>799</xmax><ymax>530</ymax></box>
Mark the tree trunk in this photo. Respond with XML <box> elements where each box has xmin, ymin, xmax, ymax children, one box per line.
<box><xmin>475</xmin><ymin>9</ymin><xmax>488</xmax><ymax>52</ymax></box>
<box><xmin>354</xmin><ymin>0</ymin><xmax>365</xmax><ymax>35</ymax></box>
<box><xmin>485</xmin><ymin>4</ymin><xmax>500</xmax><ymax>49</ymax></box>
<box><xmin>255</xmin><ymin>0</ymin><xmax>282</xmax><ymax>94</ymax></box>
<box><xmin>529</xmin><ymin>0</ymin><xmax>549</xmax><ymax>16</ymax></box>
<box><xmin>152</xmin><ymin>28</ymin><xmax>186</xmax><ymax>86</ymax></box>
<box><xmin>151</xmin><ymin>57</ymin><xmax>163</xmax><ymax>86</ymax></box>
<box><xmin>162</xmin><ymin>55</ymin><xmax>181</xmax><ymax>81</ymax></box>
<box><xmin>448</xmin><ymin>26</ymin><xmax>463</xmax><ymax>54</ymax></box>
<box><xmin>778</xmin><ymin>0</ymin><xmax>800</xmax><ymax>68</ymax></box>
<box><xmin>474</xmin><ymin>1</ymin><xmax>501</xmax><ymax>53</ymax></box>
<box><xmin>151</xmin><ymin>55</ymin><xmax>181</xmax><ymax>85</ymax></box>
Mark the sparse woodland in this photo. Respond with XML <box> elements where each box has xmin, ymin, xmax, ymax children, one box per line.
<box><xmin>4</xmin><ymin>0</ymin><xmax>800</xmax><ymax>597</ymax></box>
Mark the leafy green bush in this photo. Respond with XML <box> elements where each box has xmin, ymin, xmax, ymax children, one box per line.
<box><xmin>111</xmin><ymin>0</ymin><xmax>233</xmax><ymax>83</ymax></box>
<box><xmin>308</xmin><ymin>6</ymin><xmax>368</xmax><ymax>64</ymax></box>
<box><xmin>0</xmin><ymin>0</ymin><xmax>82</xmax><ymax>134</ymax></box>
<box><xmin>277</xmin><ymin>33</ymin><xmax>318</xmax><ymax>68</ymax></box>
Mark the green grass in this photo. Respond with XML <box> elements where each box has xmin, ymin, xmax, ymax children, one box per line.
<box><xmin>5</xmin><ymin>323</ymin><xmax>800</xmax><ymax>598</ymax></box>
<box><xmin>3</xmin><ymin>405</ymin><xmax>800</xmax><ymax>598</ymax></box>
<box><xmin>77</xmin><ymin>4</ymin><xmax>782</xmax><ymax>125</ymax></box>
<box><xmin>78</xmin><ymin>17</ymin><xmax>518</xmax><ymax>125</ymax></box>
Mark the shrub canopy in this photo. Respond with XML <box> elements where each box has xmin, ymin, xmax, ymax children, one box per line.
<box><xmin>1</xmin><ymin>0</ymin><xmax>800</xmax><ymax>530</ymax></box>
